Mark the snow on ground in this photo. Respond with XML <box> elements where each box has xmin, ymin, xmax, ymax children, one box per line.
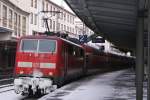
<box><xmin>0</xmin><ymin>87</ymin><xmax>41</xmax><ymax>100</ymax></box>
<box><xmin>39</xmin><ymin>70</ymin><xmax>134</xmax><ymax>100</ymax></box>
<box><xmin>0</xmin><ymin>85</ymin><xmax>13</xmax><ymax>93</ymax></box>
<box><xmin>0</xmin><ymin>89</ymin><xmax>24</xmax><ymax>100</ymax></box>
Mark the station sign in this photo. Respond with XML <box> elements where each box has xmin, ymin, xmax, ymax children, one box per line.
<box><xmin>79</xmin><ymin>35</ymin><xmax>87</xmax><ymax>43</ymax></box>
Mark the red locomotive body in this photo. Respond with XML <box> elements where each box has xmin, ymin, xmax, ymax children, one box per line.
<box><xmin>14</xmin><ymin>35</ymin><xmax>85</xmax><ymax>95</ymax></box>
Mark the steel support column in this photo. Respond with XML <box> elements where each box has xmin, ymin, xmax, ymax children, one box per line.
<box><xmin>136</xmin><ymin>0</ymin><xmax>144</xmax><ymax>99</ymax></box>
<box><xmin>148</xmin><ymin>0</ymin><xmax>150</xmax><ymax>99</ymax></box>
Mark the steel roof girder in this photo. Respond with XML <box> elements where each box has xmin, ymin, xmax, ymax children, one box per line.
<box><xmin>88</xmin><ymin>6</ymin><xmax>137</xmax><ymax>16</ymax></box>
<box><xmin>96</xmin><ymin>23</ymin><xmax>136</xmax><ymax>31</ymax></box>
<box><xmin>92</xmin><ymin>14</ymin><xmax>136</xmax><ymax>24</ymax></box>
<box><xmin>87</xmin><ymin>1</ymin><xmax>137</xmax><ymax>12</ymax></box>
<box><xmin>90</xmin><ymin>11</ymin><xmax>136</xmax><ymax>21</ymax></box>
<box><xmin>89</xmin><ymin>0</ymin><xmax>136</xmax><ymax>6</ymax></box>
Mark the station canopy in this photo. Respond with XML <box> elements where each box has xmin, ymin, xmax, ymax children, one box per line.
<box><xmin>65</xmin><ymin>0</ymin><xmax>143</xmax><ymax>51</ymax></box>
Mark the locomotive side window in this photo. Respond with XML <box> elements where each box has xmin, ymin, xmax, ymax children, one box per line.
<box><xmin>39</xmin><ymin>40</ymin><xmax>56</xmax><ymax>53</ymax></box>
<box><xmin>74</xmin><ymin>47</ymin><xmax>80</xmax><ymax>57</ymax></box>
<box><xmin>80</xmin><ymin>49</ymin><xmax>84</xmax><ymax>57</ymax></box>
<box><xmin>62</xmin><ymin>44</ymin><xmax>65</xmax><ymax>57</ymax></box>
<box><xmin>68</xmin><ymin>44</ymin><xmax>74</xmax><ymax>55</ymax></box>
<box><xmin>21</xmin><ymin>39</ymin><xmax>38</xmax><ymax>52</ymax></box>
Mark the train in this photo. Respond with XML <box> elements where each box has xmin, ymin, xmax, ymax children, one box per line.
<box><xmin>13</xmin><ymin>34</ymin><xmax>134</xmax><ymax>96</ymax></box>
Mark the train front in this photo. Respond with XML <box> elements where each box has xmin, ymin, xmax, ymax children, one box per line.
<box><xmin>14</xmin><ymin>36</ymin><xmax>57</xmax><ymax>95</ymax></box>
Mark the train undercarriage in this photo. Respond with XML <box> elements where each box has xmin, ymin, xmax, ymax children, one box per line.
<box><xmin>14</xmin><ymin>77</ymin><xmax>57</xmax><ymax>96</ymax></box>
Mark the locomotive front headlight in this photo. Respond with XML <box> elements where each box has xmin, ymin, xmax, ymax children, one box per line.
<box><xmin>49</xmin><ymin>72</ymin><xmax>53</xmax><ymax>76</ymax></box>
<box><xmin>19</xmin><ymin>71</ymin><xmax>24</xmax><ymax>74</ymax></box>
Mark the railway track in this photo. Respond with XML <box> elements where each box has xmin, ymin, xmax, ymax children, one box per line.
<box><xmin>0</xmin><ymin>78</ymin><xmax>13</xmax><ymax>85</ymax></box>
<box><xmin>0</xmin><ymin>84</ymin><xmax>14</xmax><ymax>93</ymax></box>
<box><xmin>0</xmin><ymin>78</ymin><xmax>14</xmax><ymax>94</ymax></box>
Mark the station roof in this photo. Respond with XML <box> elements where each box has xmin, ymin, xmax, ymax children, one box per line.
<box><xmin>65</xmin><ymin>0</ymin><xmax>146</xmax><ymax>51</ymax></box>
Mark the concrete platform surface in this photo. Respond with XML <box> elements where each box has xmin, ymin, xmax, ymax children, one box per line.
<box><xmin>39</xmin><ymin>69</ymin><xmax>147</xmax><ymax>100</ymax></box>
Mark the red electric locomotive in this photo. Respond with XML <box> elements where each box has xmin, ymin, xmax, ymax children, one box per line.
<box><xmin>14</xmin><ymin>35</ymin><xmax>85</xmax><ymax>95</ymax></box>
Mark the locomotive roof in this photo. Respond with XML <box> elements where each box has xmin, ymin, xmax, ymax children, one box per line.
<box><xmin>20</xmin><ymin>35</ymin><xmax>83</xmax><ymax>49</ymax></box>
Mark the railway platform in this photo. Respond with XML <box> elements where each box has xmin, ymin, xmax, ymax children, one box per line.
<box><xmin>103</xmin><ymin>69</ymin><xmax>147</xmax><ymax>100</ymax></box>
<box><xmin>40</xmin><ymin>69</ymin><xmax>147</xmax><ymax>100</ymax></box>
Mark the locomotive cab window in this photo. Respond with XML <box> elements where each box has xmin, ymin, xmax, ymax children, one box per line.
<box><xmin>39</xmin><ymin>40</ymin><xmax>56</xmax><ymax>53</ymax></box>
<box><xmin>20</xmin><ymin>39</ymin><xmax>56</xmax><ymax>53</ymax></box>
<box><xmin>21</xmin><ymin>39</ymin><xmax>38</xmax><ymax>52</ymax></box>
